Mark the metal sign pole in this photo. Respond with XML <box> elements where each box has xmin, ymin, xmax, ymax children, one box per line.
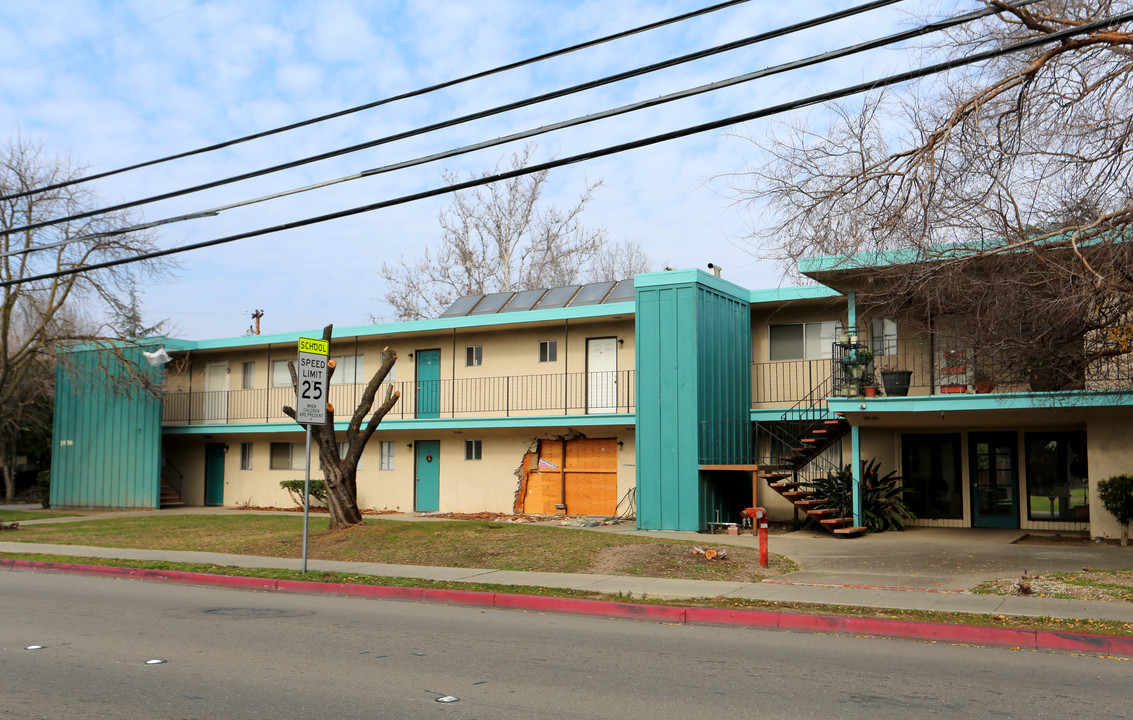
<box><xmin>295</xmin><ymin>336</ymin><xmax>328</xmax><ymax>575</ymax></box>
<box><xmin>301</xmin><ymin>423</ymin><xmax>311</xmax><ymax>574</ymax></box>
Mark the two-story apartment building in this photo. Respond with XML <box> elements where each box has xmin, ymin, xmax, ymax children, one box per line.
<box><xmin>50</xmin><ymin>266</ymin><xmax>1133</xmax><ymax>540</ymax></box>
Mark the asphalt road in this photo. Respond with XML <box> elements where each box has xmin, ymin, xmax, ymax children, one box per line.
<box><xmin>2</xmin><ymin>571</ymin><xmax>1129</xmax><ymax>719</ymax></box>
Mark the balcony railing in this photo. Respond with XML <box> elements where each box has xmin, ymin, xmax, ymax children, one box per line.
<box><xmin>752</xmin><ymin>338</ymin><xmax>1133</xmax><ymax>407</ymax></box>
<box><xmin>162</xmin><ymin>370</ymin><xmax>635</xmax><ymax>425</ymax></box>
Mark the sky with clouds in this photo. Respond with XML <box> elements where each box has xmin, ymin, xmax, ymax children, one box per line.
<box><xmin>0</xmin><ymin>0</ymin><xmax>954</xmax><ymax>339</ymax></box>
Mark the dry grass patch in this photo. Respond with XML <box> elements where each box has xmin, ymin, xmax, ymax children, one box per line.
<box><xmin>6</xmin><ymin>515</ymin><xmax>792</xmax><ymax>579</ymax></box>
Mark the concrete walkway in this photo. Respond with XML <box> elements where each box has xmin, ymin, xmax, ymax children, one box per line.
<box><xmin>2</xmin><ymin>505</ymin><xmax>1132</xmax><ymax>624</ymax></box>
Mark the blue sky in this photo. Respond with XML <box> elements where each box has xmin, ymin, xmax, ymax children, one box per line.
<box><xmin>0</xmin><ymin>0</ymin><xmax>944</xmax><ymax>339</ymax></box>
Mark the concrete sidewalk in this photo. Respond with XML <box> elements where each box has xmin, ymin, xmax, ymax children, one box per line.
<box><xmin>2</xmin><ymin>511</ymin><xmax>1132</xmax><ymax>624</ymax></box>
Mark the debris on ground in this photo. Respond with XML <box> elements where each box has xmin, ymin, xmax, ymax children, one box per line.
<box><xmin>692</xmin><ymin>546</ymin><xmax>727</xmax><ymax>561</ymax></box>
<box><xmin>0</xmin><ymin>521</ymin><xmax>19</xmax><ymax>531</ymax></box>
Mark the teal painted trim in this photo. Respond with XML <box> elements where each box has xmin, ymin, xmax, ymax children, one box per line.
<box><xmin>851</xmin><ymin>424</ymin><xmax>861</xmax><ymax>526</ymax></box>
<box><xmin>829</xmin><ymin>389</ymin><xmax>1133</xmax><ymax>413</ymax></box>
<box><xmin>162</xmin><ymin>414</ymin><xmax>635</xmax><ymax>435</ymax></box>
<box><xmin>748</xmin><ymin>285</ymin><xmax>842</xmax><ymax>304</ymax></box>
<box><xmin>177</xmin><ymin>302</ymin><xmax>635</xmax><ymax>350</ymax></box>
<box><xmin>847</xmin><ymin>290</ymin><xmax>857</xmax><ymax>331</ymax></box>
<box><xmin>634</xmin><ymin>268</ymin><xmax>750</xmax><ymax>298</ymax></box>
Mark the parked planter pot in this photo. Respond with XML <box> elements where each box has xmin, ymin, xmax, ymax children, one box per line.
<box><xmin>939</xmin><ymin>384</ymin><xmax>967</xmax><ymax>394</ymax></box>
<box><xmin>863</xmin><ymin>385</ymin><xmax>878</xmax><ymax>398</ymax></box>
<box><xmin>880</xmin><ymin>370</ymin><xmax>912</xmax><ymax>397</ymax></box>
<box><xmin>974</xmin><ymin>381</ymin><xmax>996</xmax><ymax>394</ymax></box>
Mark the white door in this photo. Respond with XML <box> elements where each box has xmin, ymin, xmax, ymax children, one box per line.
<box><xmin>204</xmin><ymin>363</ymin><xmax>228</xmax><ymax>424</ymax></box>
<box><xmin>586</xmin><ymin>338</ymin><xmax>617</xmax><ymax>413</ymax></box>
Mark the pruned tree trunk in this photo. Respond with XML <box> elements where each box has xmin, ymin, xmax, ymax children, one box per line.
<box><xmin>283</xmin><ymin>324</ymin><xmax>400</xmax><ymax>532</ymax></box>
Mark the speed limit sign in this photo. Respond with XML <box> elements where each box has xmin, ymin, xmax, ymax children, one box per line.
<box><xmin>295</xmin><ymin>337</ymin><xmax>328</xmax><ymax>425</ymax></box>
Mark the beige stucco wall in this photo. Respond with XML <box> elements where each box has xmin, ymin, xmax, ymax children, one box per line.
<box><xmin>163</xmin><ymin>425</ymin><xmax>636</xmax><ymax>516</ymax></box>
<box><xmin>1086</xmin><ymin>410</ymin><xmax>1133</xmax><ymax>540</ymax></box>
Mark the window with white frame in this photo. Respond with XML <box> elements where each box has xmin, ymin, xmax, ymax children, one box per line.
<box><xmin>539</xmin><ymin>340</ymin><xmax>557</xmax><ymax>363</ymax></box>
<box><xmin>465</xmin><ymin>439</ymin><xmax>482</xmax><ymax>460</ymax></box>
<box><xmin>769</xmin><ymin>321</ymin><xmax>838</xmax><ymax>361</ymax></box>
<box><xmin>379</xmin><ymin>440</ymin><xmax>394</xmax><ymax>470</ymax></box>
<box><xmin>240</xmin><ymin>442</ymin><xmax>253</xmax><ymax>470</ymax></box>
<box><xmin>269</xmin><ymin>442</ymin><xmax>306</xmax><ymax>470</ymax></box>
<box><xmin>870</xmin><ymin>318</ymin><xmax>898</xmax><ymax>357</ymax></box>
<box><xmin>241</xmin><ymin>362</ymin><xmax>255</xmax><ymax>389</ymax></box>
<box><xmin>331</xmin><ymin>354</ymin><xmax>364</xmax><ymax>385</ymax></box>
<box><xmin>465</xmin><ymin>345</ymin><xmax>482</xmax><ymax>367</ymax></box>
<box><xmin>272</xmin><ymin>359</ymin><xmax>292</xmax><ymax>387</ymax></box>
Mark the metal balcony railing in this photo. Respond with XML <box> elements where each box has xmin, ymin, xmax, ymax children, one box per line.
<box><xmin>162</xmin><ymin>370</ymin><xmax>635</xmax><ymax>425</ymax></box>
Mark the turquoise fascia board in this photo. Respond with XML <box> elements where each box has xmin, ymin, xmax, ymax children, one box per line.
<box><xmin>634</xmin><ymin>268</ymin><xmax>751</xmax><ymax>299</ymax></box>
<box><xmin>163</xmin><ymin>414</ymin><xmax>635</xmax><ymax>435</ymax></box>
<box><xmin>176</xmin><ymin>302</ymin><xmax>635</xmax><ymax>351</ymax></box>
<box><xmin>829</xmin><ymin>389</ymin><xmax>1133</xmax><ymax>414</ymax></box>
<box><xmin>748</xmin><ymin>285</ymin><xmax>842</xmax><ymax>305</ymax></box>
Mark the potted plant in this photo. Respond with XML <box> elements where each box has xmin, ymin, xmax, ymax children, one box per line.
<box><xmin>860</xmin><ymin>369</ymin><xmax>879</xmax><ymax>397</ymax></box>
<box><xmin>879</xmin><ymin>360</ymin><xmax>913</xmax><ymax>397</ymax></box>
<box><xmin>973</xmin><ymin>368</ymin><xmax>996</xmax><ymax>394</ymax></box>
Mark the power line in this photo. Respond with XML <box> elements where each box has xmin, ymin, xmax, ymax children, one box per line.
<box><xmin>6</xmin><ymin>8</ymin><xmax>1126</xmax><ymax>290</ymax></box>
<box><xmin>0</xmin><ymin>0</ymin><xmax>754</xmax><ymax>203</ymax></box>
<box><xmin>2</xmin><ymin>0</ymin><xmax>1030</xmax><ymax>260</ymax></box>
<box><xmin>3</xmin><ymin>0</ymin><xmax>902</xmax><ymax>237</ymax></box>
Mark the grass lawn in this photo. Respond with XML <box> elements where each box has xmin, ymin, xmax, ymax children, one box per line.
<box><xmin>3</xmin><ymin>514</ymin><xmax>791</xmax><ymax>581</ymax></box>
<box><xmin>0</xmin><ymin>509</ymin><xmax>84</xmax><ymax>522</ymax></box>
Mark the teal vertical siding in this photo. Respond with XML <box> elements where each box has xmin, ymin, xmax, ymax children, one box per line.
<box><xmin>635</xmin><ymin>271</ymin><xmax>751</xmax><ymax>530</ymax></box>
<box><xmin>51</xmin><ymin>343</ymin><xmax>164</xmax><ymax>508</ymax></box>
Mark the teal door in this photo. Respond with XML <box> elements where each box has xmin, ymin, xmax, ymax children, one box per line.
<box><xmin>415</xmin><ymin>441</ymin><xmax>440</xmax><ymax>511</ymax></box>
<box><xmin>415</xmin><ymin>349</ymin><xmax>441</xmax><ymax>419</ymax></box>
<box><xmin>205</xmin><ymin>443</ymin><xmax>225</xmax><ymax>506</ymax></box>
<box><xmin>970</xmin><ymin>432</ymin><xmax>1018</xmax><ymax>528</ymax></box>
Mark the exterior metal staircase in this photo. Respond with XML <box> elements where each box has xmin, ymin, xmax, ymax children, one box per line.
<box><xmin>160</xmin><ymin>456</ymin><xmax>185</xmax><ymax>508</ymax></box>
<box><xmin>757</xmin><ymin>371</ymin><xmax>867</xmax><ymax>538</ymax></box>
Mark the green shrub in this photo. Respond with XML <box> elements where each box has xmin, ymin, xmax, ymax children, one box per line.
<box><xmin>37</xmin><ymin>469</ymin><xmax>51</xmax><ymax>509</ymax></box>
<box><xmin>804</xmin><ymin>458</ymin><xmax>915</xmax><ymax>533</ymax></box>
<box><xmin>1097</xmin><ymin>474</ymin><xmax>1133</xmax><ymax>546</ymax></box>
<box><xmin>279</xmin><ymin>478</ymin><xmax>327</xmax><ymax>507</ymax></box>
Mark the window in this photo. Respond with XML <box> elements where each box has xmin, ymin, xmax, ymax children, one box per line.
<box><xmin>379</xmin><ymin>440</ymin><xmax>395</xmax><ymax>470</ymax></box>
<box><xmin>539</xmin><ymin>340</ymin><xmax>557</xmax><ymax>363</ymax></box>
<box><xmin>240</xmin><ymin>442</ymin><xmax>253</xmax><ymax>470</ymax></box>
<box><xmin>331</xmin><ymin>354</ymin><xmax>364</xmax><ymax>385</ymax></box>
<box><xmin>769</xmin><ymin>321</ymin><xmax>837</xmax><ymax>361</ymax></box>
<box><xmin>465</xmin><ymin>345</ymin><xmax>482</xmax><ymax>367</ymax></box>
<box><xmin>870</xmin><ymin>318</ymin><xmax>898</xmax><ymax>357</ymax></box>
<box><xmin>465</xmin><ymin>439</ymin><xmax>482</xmax><ymax>460</ymax></box>
<box><xmin>269</xmin><ymin>442</ymin><xmax>306</xmax><ymax>470</ymax></box>
<box><xmin>1025</xmin><ymin>432</ymin><xmax>1089</xmax><ymax>521</ymax></box>
<box><xmin>272</xmin><ymin>359</ymin><xmax>292</xmax><ymax>387</ymax></box>
<box><xmin>901</xmin><ymin>433</ymin><xmax>964</xmax><ymax>519</ymax></box>
<box><xmin>241</xmin><ymin>362</ymin><xmax>255</xmax><ymax>389</ymax></box>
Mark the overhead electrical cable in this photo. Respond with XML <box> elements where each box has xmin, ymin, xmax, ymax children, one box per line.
<box><xmin>0</xmin><ymin>0</ymin><xmax>1042</xmax><ymax>259</ymax></box>
<box><xmin>6</xmin><ymin>8</ymin><xmax>1126</xmax><ymax>289</ymax></box>
<box><xmin>0</xmin><ymin>0</ymin><xmax>755</xmax><ymax>203</ymax></box>
<box><xmin>4</xmin><ymin>0</ymin><xmax>904</xmax><ymax>237</ymax></box>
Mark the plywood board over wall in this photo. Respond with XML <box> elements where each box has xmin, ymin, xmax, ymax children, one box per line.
<box><xmin>520</xmin><ymin>438</ymin><xmax>617</xmax><ymax>516</ymax></box>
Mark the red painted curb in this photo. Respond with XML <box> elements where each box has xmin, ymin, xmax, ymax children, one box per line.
<box><xmin>6</xmin><ymin>559</ymin><xmax>1132</xmax><ymax>656</ymax></box>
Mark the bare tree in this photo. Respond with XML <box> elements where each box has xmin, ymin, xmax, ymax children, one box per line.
<box><xmin>589</xmin><ymin>239</ymin><xmax>655</xmax><ymax>283</ymax></box>
<box><xmin>1</xmin><ymin>137</ymin><xmax>170</xmax><ymax>499</ymax></box>
<box><xmin>732</xmin><ymin>2</ymin><xmax>1133</xmax><ymax>384</ymax></box>
<box><xmin>382</xmin><ymin>144</ymin><xmax>646</xmax><ymax>321</ymax></box>
<box><xmin>282</xmin><ymin>324</ymin><xmax>399</xmax><ymax>531</ymax></box>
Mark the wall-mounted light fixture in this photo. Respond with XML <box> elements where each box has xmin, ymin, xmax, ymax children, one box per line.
<box><xmin>617</xmin><ymin>441</ymin><xmax>624</xmax><ymax>448</ymax></box>
<box><xmin>407</xmin><ymin>352</ymin><xmax>414</xmax><ymax>360</ymax></box>
<box><xmin>406</xmin><ymin>442</ymin><xmax>413</xmax><ymax>448</ymax></box>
